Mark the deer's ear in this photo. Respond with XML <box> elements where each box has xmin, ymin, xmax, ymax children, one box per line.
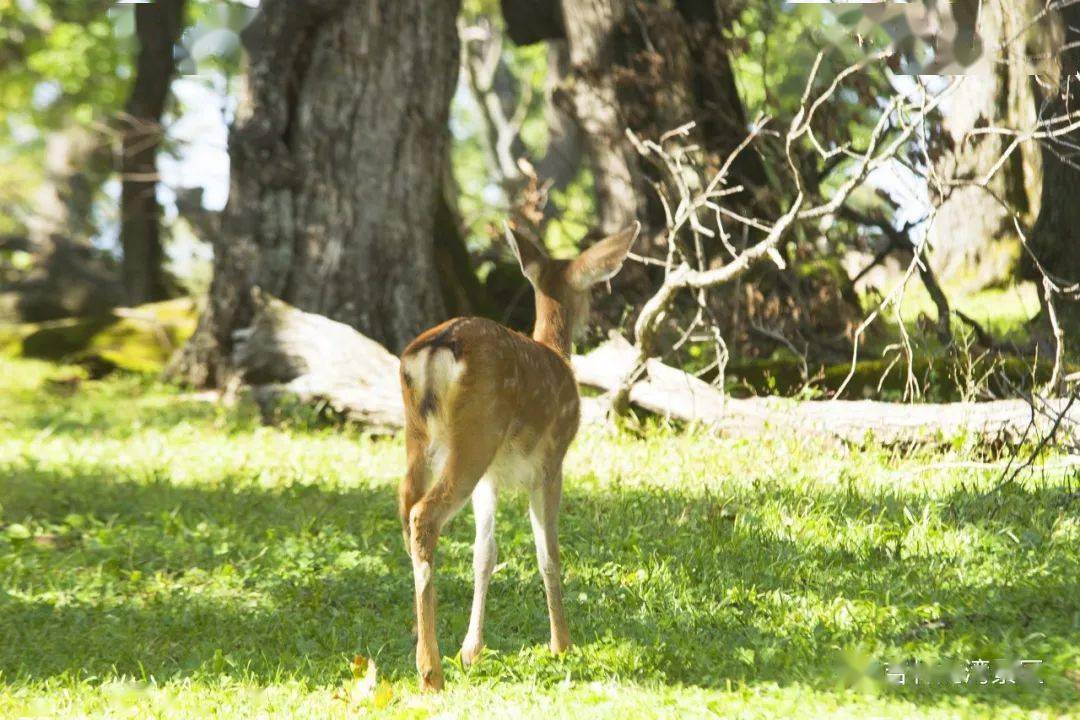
<box><xmin>567</xmin><ymin>221</ymin><xmax>640</xmax><ymax>290</ymax></box>
<box><xmin>504</xmin><ymin>223</ymin><xmax>547</xmax><ymax>286</ymax></box>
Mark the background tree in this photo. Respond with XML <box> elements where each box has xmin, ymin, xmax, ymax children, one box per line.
<box><xmin>925</xmin><ymin>0</ymin><xmax>1043</xmax><ymax>287</ymax></box>
<box><xmin>500</xmin><ymin>0</ymin><xmax>783</xmax><ymax>346</ymax></box>
<box><xmin>0</xmin><ymin>0</ymin><xmax>1072</xmax><ymax>401</ymax></box>
<box><xmin>502</xmin><ymin>0</ymin><xmax>766</xmax><ymax>236</ymax></box>
<box><xmin>119</xmin><ymin>0</ymin><xmax>186</xmax><ymax>306</ymax></box>
<box><xmin>0</xmin><ymin>0</ymin><xmax>125</xmax><ymax>321</ymax></box>
<box><xmin>172</xmin><ymin>0</ymin><xmax>463</xmax><ymax>387</ymax></box>
<box><xmin>1025</xmin><ymin>0</ymin><xmax>1080</xmax><ymax>330</ymax></box>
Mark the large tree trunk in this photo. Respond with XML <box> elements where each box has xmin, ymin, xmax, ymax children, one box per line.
<box><xmin>512</xmin><ymin>1</ymin><xmax>854</xmax><ymax>359</ymax></box>
<box><xmin>500</xmin><ymin>0</ymin><xmax>775</xmax><ymax>343</ymax></box>
<box><xmin>172</xmin><ymin>0</ymin><xmax>461</xmax><ymax>387</ymax></box>
<box><xmin>1025</xmin><ymin>1</ymin><xmax>1080</xmax><ymax>328</ymax></box>
<box><xmin>555</xmin><ymin>0</ymin><xmax>764</xmax><ymax>234</ymax></box>
<box><xmin>502</xmin><ymin>0</ymin><xmax>763</xmax><ymax>234</ymax></box>
<box><xmin>119</xmin><ymin>0</ymin><xmax>185</xmax><ymax>306</ymax></box>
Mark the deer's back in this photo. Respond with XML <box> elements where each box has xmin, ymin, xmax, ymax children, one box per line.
<box><xmin>400</xmin><ymin>317</ymin><xmax>580</xmax><ymax>487</ymax></box>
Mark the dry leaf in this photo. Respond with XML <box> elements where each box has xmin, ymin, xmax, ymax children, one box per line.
<box><xmin>333</xmin><ymin>655</ymin><xmax>394</xmax><ymax>712</ymax></box>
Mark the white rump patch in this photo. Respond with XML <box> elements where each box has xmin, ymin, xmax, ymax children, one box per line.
<box><xmin>403</xmin><ymin>346</ymin><xmax>465</xmax><ymax>417</ymax></box>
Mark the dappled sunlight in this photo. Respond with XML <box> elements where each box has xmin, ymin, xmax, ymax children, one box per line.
<box><xmin>1</xmin><ymin>358</ymin><xmax>1076</xmax><ymax>717</ymax></box>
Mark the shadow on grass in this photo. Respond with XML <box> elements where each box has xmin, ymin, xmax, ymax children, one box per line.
<box><xmin>1</xmin><ymin>460</ymin><xmax>1076</xmax><ymax>711</ymax></box>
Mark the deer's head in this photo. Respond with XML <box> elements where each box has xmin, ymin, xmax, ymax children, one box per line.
<box><xmin>505</xmin><ymin>221</ymin><xmax>640</xmax><ymax>354</ymax></box>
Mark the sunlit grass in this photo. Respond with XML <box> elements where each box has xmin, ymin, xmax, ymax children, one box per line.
<box><xmin>869</xmin><ymin>280</ymin><xmax>1041</xmax><ymax>346</ymax></box>
<box><xmin>0</xmin><ymin>357</ymin><xmax>1077</xmax><ymax>718</ymax></box>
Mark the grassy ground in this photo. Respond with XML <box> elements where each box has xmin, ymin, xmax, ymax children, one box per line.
<box><xmin>0</xmin><ymin>357</ymin><xmax>1077</xmax><ymax>718</ymax></box>
<box><xmin>891</xmin><ymin>280</ymin><xmax>1041</xmax><ymax>340</ymax></box>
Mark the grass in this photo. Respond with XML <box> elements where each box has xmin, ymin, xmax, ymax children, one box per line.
<box><xmin>0</xmin><ymin>357</ymin><xmax>1077</xmax><ymax>718</ymax></box>
<box><xmin>875</xmin><ymin>280</ymin><xmax>1042</xmax><ymax>349</ymax></box>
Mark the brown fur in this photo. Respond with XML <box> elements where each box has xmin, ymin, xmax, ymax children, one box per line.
<box><xmin>397</xmin><ymin>222</ymin><xmax>638</xmax><ymax>691</ymax></box>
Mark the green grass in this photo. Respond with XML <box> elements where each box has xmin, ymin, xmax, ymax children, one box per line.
<box><xmin>0</xmin><ymin>357</ymin><xmax>1077</xmax><ymax>718</ymax></box>
<box><xmin>874</xmin><ymin>281</ymin><xmax>1041</xmax><ymax>348</ymax></box>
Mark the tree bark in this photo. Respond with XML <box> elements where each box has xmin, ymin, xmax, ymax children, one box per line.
<box><xmin>497</xmin><ymin>0</ymin><xmax>772</xmax><ymax>341</ymax></box>
<box><xmin>502</xmin><ymin>0</ymin><xmax>763</xmax><ymax>234</ymax></box>
<box><xmin>500</xmin><ymin>0</ymin><xmax>564</xmax><ymax>46</ymax></box>
<box><xmin>926</xmin><ymin>0</ymin><xmax>1043</xmax><ymax>287</ymax></box>
<box><xmin>172</xmin><ymin>0</ymin><xmax>462</xmax><ymax>387</ymax></box>
<box><xmin>554</xmin><ymin>0</ymin><xmax>764</xmax><ymax>235</ymax></box>
<box><xmin>233</xmin><ymin>289</ymin><xmax>404</xmax><ymax>432</ymax></box>
<box><xmin>120</xmin><ymin>0</ymin><xmax>185</xmax><ymax>306</ymax></box>
<box><xmin>1025</xmin><ymin>1</ymin><xmax>1080</xmax><ymax>325</ymax></box>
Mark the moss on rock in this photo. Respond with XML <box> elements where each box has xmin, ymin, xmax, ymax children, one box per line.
<box><xmin>0</xmin><ymin>298</ymin><xmax>197</xmax><ymax>375</ymax></box>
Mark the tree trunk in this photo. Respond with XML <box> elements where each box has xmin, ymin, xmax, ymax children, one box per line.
<box><xmin>225</xmin><ymin>297</ymin><xmax>1080</xmax><ymax>446</ymax></box>
<box><xmin>500</xmin><ymin>0</ymin><xmax>773</xmax><ymax>340</ymax></box>
<box><xmin>926</xmin><ymin>0</ymin><xmax>1043</xmax><ymax>287</ymax></box>
<box><xmin>572</xmin><ymin>335</ymin><xmax>1080</xmax><ymax>445</ymax></box>
<box><xmin>503</xmin><ymin>0</ymin><xmax>764</xmax><ymax>234</ymax></box>
<box><xmin>434</xmin><ymin>158</ymin><xmax>494</xmax><ymax>319</ymax></box>
<box><xmin>555</xmin><ymin>0</ymin><xmax>764</xmax><ymax>235</ymax></box>
<box><xmin>234</xmin><ymin>289</ymin><xmax>405</xmax><ymax>432</ymax></box>
<box><xmin>172</xmin><ymin>0</ymin><xmax>461</xmax><ymax>387</ymax></box>
<box><xmin>0</xmin><ymin>126</ymin><xmax>122</xmax><ymax>322</ymax></box>
<box><xmin>119</xmin><ymin>0</ymin><xmax>185</xmax><ymax>306</ymax></box>
<box><xmin>1025</xmin><ymin>1</ymin><xmax>1080</xmax><ymax>326</ymax></box>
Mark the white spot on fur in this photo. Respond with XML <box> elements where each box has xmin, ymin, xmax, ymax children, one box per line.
<box><xmin>426</xmin><ymin>438</ymin><xmax>450</xmax><ymax>479</ymax></box>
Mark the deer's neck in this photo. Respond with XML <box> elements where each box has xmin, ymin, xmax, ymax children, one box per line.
<box><xmin>532</xmin><ymin>294</ymin><xmax>573</xmax><ymax>358</ymax></box>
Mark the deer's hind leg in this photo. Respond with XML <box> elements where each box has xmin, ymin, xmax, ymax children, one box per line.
<box><xmin>399</xmin><ymin>426</ymin><xmax>430</xmax><ymax>550</ymax></box>
<box><xmin>408</xmin><ymin>432</ymin><xmax>500</xmax><ymax>691</ymax></box>
<box><xmin>461</xmin><ymin>476</ymin><xmax>497</xmax><ymax>665</ymax></box>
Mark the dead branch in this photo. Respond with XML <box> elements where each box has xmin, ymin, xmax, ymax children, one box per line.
<box><xmin>612</xmin><ymin>48</ymin><xmax>956</xmax><ymax>412</ymax></box>
<box><xmin>839</xmin><ymin>206</ymin><xmax>952</xmax><ymax>344</ymax></box>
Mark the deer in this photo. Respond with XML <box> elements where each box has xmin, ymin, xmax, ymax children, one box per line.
<box><xmin>397</xmin><ymin>220</ymin><xmax>640</xmax><ymax>691</ymax></box>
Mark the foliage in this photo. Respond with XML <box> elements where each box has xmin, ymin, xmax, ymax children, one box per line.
<box><xmin>0</xmin><ymin>0</ymin><xmax>130</xmax><ymax>229</ymax></box>
<box><xmin>729</xmin><ymin>4</ymin><xmax>893</xmax><ymax>159</ymax></box>
<box><xmin>0</xmin><ymin>0</ymin><xmax>246</xmax><ymax>254</ymax></box>
<box><xmin>452</xmin><ymin>0</ymin><xmax>597</xmax><ymax>263</ymax></box>
<box><xmin>0</xmin><ymin>357</ymin><xmax>1077</xmax><ymax>717</ymax></box>
<box><xmin>0</xmin><ymin>0</ymin><xmax>129</xmax><ymax>130</ymax></box>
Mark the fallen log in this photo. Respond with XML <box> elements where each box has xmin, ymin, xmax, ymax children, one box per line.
<box><xmin>232</xmin><ymin>294</ymin><xmax>1078</xmax><ymax>445</ymax></box>
<box><xmin>572</xmin><ymin>334</ymin><xmax>1080</xmax><ymax>444</ymax></box>
<box><xmin>232</xmin><ymin>289</ymin><xmax>404</xmax><ymax>433</ymax></box>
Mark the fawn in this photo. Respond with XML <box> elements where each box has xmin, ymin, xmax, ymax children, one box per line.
<box><xmin>398</xmin><ymin>221</ymin><xmax>640</xmax><ymax>690</ymax></box>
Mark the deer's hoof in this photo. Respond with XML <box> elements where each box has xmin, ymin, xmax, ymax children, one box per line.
<box><xmin>461</xmin><ymin>639</ymin><xmax>485</xmax><ymax>666</ymax></box>
<box><xmin>419</xmin><ymin>666</ymin><xmax>444</xmax><ymax>692</ymax></box>
<box><xmin>550</xmin><ymin>637</ymin><xmax>571</xmax><ymax>655</ymax></box>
